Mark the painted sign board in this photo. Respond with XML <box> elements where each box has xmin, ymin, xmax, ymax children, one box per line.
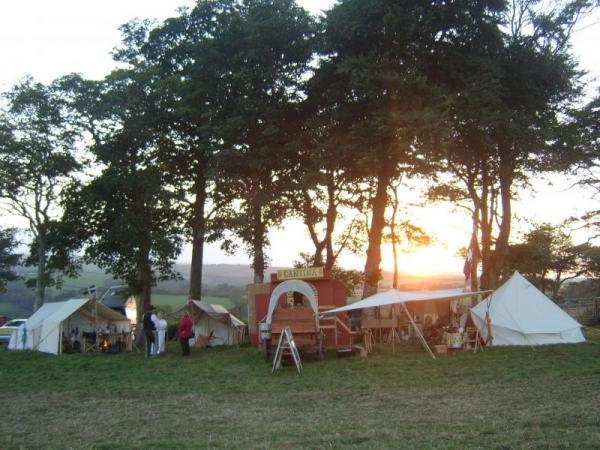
<box><xmin>277</xmin><ymin>267</ymin><xmax>324</xmax><ymax>280</ymax></box>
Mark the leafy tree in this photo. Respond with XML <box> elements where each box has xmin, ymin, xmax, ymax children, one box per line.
<box><xmin>139</xmin><ymin>3</ymin><xmax>235</xmax><ymax>300</ymax></box>
<box><xmin>205</xmin><ymin>0</ymin><xmax>315</xmax><ymax>283</ymax></box>
<box><xmin>315</xmin><ymin>0</ymin><xmax>505</xmax><ymax>297</ymax></box>
<box><xmin>567</xmin><ymin>91</ymin><xmax>600</xmax><ymax>236</ymax></box>
<box><xmin>505</xmin><ymin>222</ymin><xmax>591</xmax><ymax>297</ymax></box>
<box><xmin>127</xmin><ymin>0</ymin><xmax>314</xmax><ymax>292</ymax></box>
<box><xmin>0</xmin><ymin>228</ymin><xmax>20</xmax><ymax>292</ymax></box>
<box><xmin>384</xmin><ymin>179</ymin><xmax>431</xmax><ymax>289</ymax></box>
<box><xmin>61</xmin><ymin>62</ymin><xmax>183</xmax><ymax>318</ymax></box>
<box><xmin>286</xmin><ymin>163</ymin><xmax>368</xmax><ymax>272</ymax></box>
<box><xmin>0</xmin><ymin>78</ymin><xmax>81</xmax><ymax>310</ymax></box>
<box><xmin>431</xmin><ymin>0</ymin><xmax>592</xmax><ymax>290</ymax></box>
<box><xmin>288</xmin><ymin>42</ymin><xmax>373</xmax><ymax>273</ymax></box>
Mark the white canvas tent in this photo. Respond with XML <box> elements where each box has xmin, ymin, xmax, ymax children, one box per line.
<box><xmin>471</xmin><ymin>272</ymin><xmax>585</xmax><ymax>346</ymax></box>
<box><xmin>186</xmin><ymin>300</ymin><xmax>246</xmax><ymax>346</ymax></box>
<box><xmin>9</xmin><ymin>298</ymin><xmax>130</xmax><ymax>354</ymax></box>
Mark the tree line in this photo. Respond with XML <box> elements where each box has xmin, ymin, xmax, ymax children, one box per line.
<box><xmin>1</xmin><ymin>0</ymin><xmax>599</xmax><ymax>314</ymax></box>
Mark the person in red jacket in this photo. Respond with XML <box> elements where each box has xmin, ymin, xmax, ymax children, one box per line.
<box><xmin>177</xmin><ymin>313</ymin><xmax>194</xmax><ymax>356</ymax></box>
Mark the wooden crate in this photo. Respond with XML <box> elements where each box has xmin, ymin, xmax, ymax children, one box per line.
<box><xmin>434</xmin><ymin>344</ymin><xmax>448</xmax><ymax>355</ymax></box>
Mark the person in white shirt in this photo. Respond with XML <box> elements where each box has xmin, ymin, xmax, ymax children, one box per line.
<box><xmin>150</xmin><ymin>310</ymin><xmax>160</xmax><ymax>356</ymax></box>
<box><xmin>157</xmin><ymin>315</ymin><xmax>168</xmax><ymax>354</ymax></box>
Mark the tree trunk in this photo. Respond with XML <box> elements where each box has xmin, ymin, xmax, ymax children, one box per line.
<box><xmin>390</xmin><ymin>184</ymin><xmax>400</xmax><ymax>289</ymax></box>
<box><xmin>492</xmin><ymin>162</ymin><xmax>513</xmax><ymax>288</ymax></box>
<box><xmin>362</xmin><ymin>169</ymin><xmax>392</xmax><ymax>298</ymax></box>
<box><xmin>251</xmin><ymin>198</ymin><xmax>266</xmax><ymax>284</ymax></box>
<box><xmin>391</xmin><ymin>228</ymin><xmax>399</xmax><ymax>289</ymax></box>
<box><xmin>469</xmin><ymin>213</ymin><xmax>480</xmax><ymax>293</ymax></box>
<box><xmin>324</xmin><ymin>175</ymin><xmax>337</xmax><ymax>271</ymax></box>
<box><xmin>135</xmin><ymin>246</ymin><xmax>153</xmax><ymax>348</ymax></box>
<box><xmin>189</xmin><ymin>174</ymin><xmax>207</xmax><ymax>300</ymax></box>
<box><xmin>33</xmin><ymin>229</ymin><xmax>46</xmax><ymax>312</ymax></box>
<box><xmin>479</xmin><ymin>170</ymin><xmax>493</xmax><ymax>291</ymax></box>
<box><xmin>300</xmin><ymin>191</ymin><xmax>325</xmax><ymax>266</ymax></box>
<box><xmin>312</xmin><ymin>242</ymin><xmax>325</xmax><ymax>267</ymax></box>
<box><xmin>465</xmin><ymin>172</ymin><xmax>482</xmax><ymax>293</ymax></box>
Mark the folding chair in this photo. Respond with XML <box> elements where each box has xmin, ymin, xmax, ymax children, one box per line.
<box><xmin>463</xmin><ymin>326</ymin><xmax>483</xmax><ymax>353</ymax></box>
<box><xmin>82</xmin><ymin>331</ymin><xmax>98</xmax><ymax>352</ymax></box>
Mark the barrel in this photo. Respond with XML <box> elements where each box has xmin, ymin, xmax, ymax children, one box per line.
<box><xmin>259</xmin><ymin>321</ymin><xmax>271</xmax><ymax>341</ymax></box>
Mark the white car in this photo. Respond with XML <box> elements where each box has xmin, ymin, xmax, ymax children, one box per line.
<box><xmin>0</xmin><ymin>319</ymin><xmax>27</xmax><ymax>344</ymax></box>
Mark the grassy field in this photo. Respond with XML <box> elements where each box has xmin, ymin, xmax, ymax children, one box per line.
<box><xmin>151</xmin><ymin>294</ymin><xmax>233</xmax><ymax>310</ymax></box>
<box><xmin>1</xmin><ymin>329</ymin><xmax>599</xmax><ymax>449</ymax></box>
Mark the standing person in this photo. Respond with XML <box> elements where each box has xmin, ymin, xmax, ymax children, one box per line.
<box><xmin>151</xmin><ymin>310</ymin><xmax>160</xmax><ymax>356</ymax></box>
<box><xmin>157</xmin><ymin>313</ymin><xmax>167</xmax><ymax>354</ymax></box>
<box><xmin>142</xmin><ymin>306</ymin><xmax>158</xmax><ymax>358</ymax></box>
<box><xmin>177</xmin><ymin>313</ymin><xmax>194</xmax><ymax>356</ymax></box>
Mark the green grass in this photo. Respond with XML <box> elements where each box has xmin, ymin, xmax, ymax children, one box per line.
<box><xmin>151</xmin><ymin>294</ymin><xmax>233</xmax><ymax>310</ymax></box>
<box><xmin>1</xmin><ymin>329</ymin><xmax>599</xmax><ymax>449</ymax></box>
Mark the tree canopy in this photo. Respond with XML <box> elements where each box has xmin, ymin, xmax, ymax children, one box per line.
<box><xmin>0</xmin><ymin>78</ymin><xmax>81</xmax><ymax>310</ymax></box>
<box><xmin>0</xmin><ymin>0</ymin><xmax>598</xmax><ymax>308</ymax></box>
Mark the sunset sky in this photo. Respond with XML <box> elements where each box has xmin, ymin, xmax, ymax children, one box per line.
<box><xmin>0</xmin><ymin>0</ymin><xmax>598</xmax><ymax>275</ymax></box>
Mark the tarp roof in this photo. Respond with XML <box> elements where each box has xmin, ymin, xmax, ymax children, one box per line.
<box><xmin>16</xmin><ymin>298</ymin><xmax>129</xmax><ymax>355</ymax></box>
<box><xmin>187</xmin><ymin>300</ymin><xmax>246</xmax><ymax>329</ymax></box>
<box><xmin>320</xmin><ymin>288</ymin><xmax>491</xmax><ymax>317</ymax></box>
<box><xmin>27</xmin><ymin>298</ymin><xmax>128</xmax><ymax>326</ymax></box>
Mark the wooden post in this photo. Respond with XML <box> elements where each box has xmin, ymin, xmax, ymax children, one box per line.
<box><xmin>401</xmin><ymin>302</ymin><xmax>436</xmax><ymax>360</ymax></box>
<box><xmin>59</xmin><ymin>322</ymin><xmax>63</xmax><ymax>355</ymax></box>
<box><xmin>485</xmin><ymin>293</ymin><xmax>494</xmax><ymax>347</ymax></box>
<box><xmin>93</xmin><ymin>295</ymin><xmax>98</xmax><ymax>342</ymax></box>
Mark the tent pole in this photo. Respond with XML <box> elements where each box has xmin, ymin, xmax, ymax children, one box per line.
<box><xmin>59</xmin><ymin>322</ymin><xmax>63</xmax><ymax>355</ymax></box>
<box><xmin>191</xmin><ymin>300</ymin><xmax>195</xmax><ymax>338</ymax></box>
<box><xmin>401</xmin><ymin>302</ymin><xmax>436</xmax><ymax>360</ymax></box>
<box><xmin>485</xmin><ymin>293</ymin><xmax>494</xmax><ymax>347</ymax></box>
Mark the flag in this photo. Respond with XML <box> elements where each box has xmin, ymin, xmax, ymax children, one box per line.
<box><xmin>463</xmin><ymin>231</ymin><xmax>479</xmax><ymax>291</ymax></box>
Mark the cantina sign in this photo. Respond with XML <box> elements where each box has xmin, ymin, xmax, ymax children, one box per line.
<box><xmin>277</xmin><ymin>267</ymin><xmax>324</xmax><ymax>280</ymax></box>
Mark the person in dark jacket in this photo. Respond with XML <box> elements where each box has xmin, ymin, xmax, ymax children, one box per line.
<box><xmin>143</xmin><ymin>306</ymin><xmax>158</xmax><ymax>358</ymax></box>
<box><xmin>177</xmin><ymin>313</ymin><xmax>194</xmax><ymax>356</ymax></box>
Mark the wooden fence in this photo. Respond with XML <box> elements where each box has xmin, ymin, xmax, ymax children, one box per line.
<box><xmin>561</xmin><ymin>298</ymin><xmax>600</xmax><ymax>325</ymax></box>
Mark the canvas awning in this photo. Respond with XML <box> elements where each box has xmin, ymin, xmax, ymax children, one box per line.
<box><xmin>320</xmin><ymin>288</ymin><xmax>491</xmax><ymax>317</ymax></box>
<box><xmin>319</xmin><ymin>288</ymin><xmax>490</xmax><ymax>360</ymax></box>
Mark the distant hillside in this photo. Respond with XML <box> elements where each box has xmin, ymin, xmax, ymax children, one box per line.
<box><xmin>381</xmin><ymin>272</ymin><xmax>465</xmax><ymax>291</ymax></box>
<box><xmin>0</xmin><ymin>262</ymin><xmax>466</xmax><ymax>317</ymax></box>
<box><xmin>174</xmin><ymin>264</ymin><xmax>286</xmax><ymax>286</ymax></box>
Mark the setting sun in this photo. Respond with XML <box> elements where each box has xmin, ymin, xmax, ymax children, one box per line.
<box><xmin>381</xmin><ymin>244</ymin><xmax>463</xmax><ymax>277</ymax></box>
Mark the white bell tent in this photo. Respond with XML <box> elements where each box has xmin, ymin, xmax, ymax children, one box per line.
<box><xmin>471</xmin><ymin>272</ymin><xmax>585</xmax><ymax>346</ymax></box>
<box><xmin>9</xmin><ymin>298</ymin><xmax>130</xmax><ymax>354</ymax></box>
